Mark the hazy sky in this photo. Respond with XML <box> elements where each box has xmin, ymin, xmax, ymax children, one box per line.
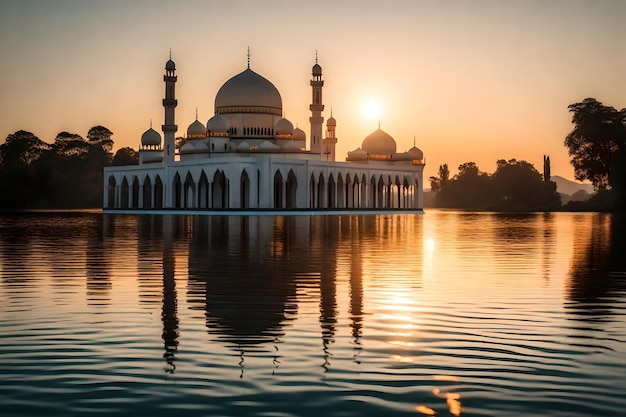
<box><xmin>1</xmin><ymin>0</ymin><xmax>624</xmax><ymax>181</ymax></box>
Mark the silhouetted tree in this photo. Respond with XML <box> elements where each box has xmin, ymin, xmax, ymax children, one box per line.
<box><xmin>0</xmin><ymin>130</ymin><xmax>51</xmax><ymax>167</ymax></box>
<box><xmin>0</xmin><ymin>126</ymin><xmax>118</xmax><ymax>208</ymax></box>
<box><xmin>431</xmin><ymin>159</ymin><xmax>561</xmax><ymax>211</ymax></box>
<box><xmin>491</xmin><ymin>159</ymin><xmax>561</xmax><ymax>211</ymax></box>
<box><xmin>435</xmin><ymin>162</ymin><xmax>495</xmax><ymax>209</ymax></box>
<box><xmin>111</xmin><ymin>147</ymin><xmax>139</xmax><ymax>166</ymax></box>
<box><xmin>53</xmin><ymin>131</ymin><xmax>88</xmax><ymax>157</ymax></box>
<box><xmin>87</xmin><ymin>125</ymin><xmax>114</xmax><ymax>150</ymax></box>
<box><xmin>565</xmin><ymin>98</ymin><xmax>626</xmax><ymax>190</ymax></box>
<box><xmin>429</xmin><ymin>163</ymin><xmax>449</xmax><ymax>192</ymax></box>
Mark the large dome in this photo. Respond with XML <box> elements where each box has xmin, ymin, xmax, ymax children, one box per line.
<box><xmin>215</xmin><ymin>68</ymin><xmax>282</xmax><ymax>115</ymax></box>
<box><xmin>361</xmin><ymin>128</ymin><xmax>397</xmax><ymax>156</ymax></box>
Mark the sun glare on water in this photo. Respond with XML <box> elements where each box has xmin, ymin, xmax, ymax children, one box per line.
<box><xmin>363</xmin><ymin>99</ymin><xmax>381</xmax><ymax>120</ymax></box>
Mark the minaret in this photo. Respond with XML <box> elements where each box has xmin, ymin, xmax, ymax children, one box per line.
<box><xmin>162</xmin><ymin>52</ymin><xmax>178</xmax><ymax>166</ymax></box>
<box><xmin>309</xmin><ymin>52</ymin><xmax>324</xmax><ymax>154</ymax></box>
<box><xmin>322</xmin><ymin>109</ymin><xmax>337</xmax><ymax>161</ymax></box>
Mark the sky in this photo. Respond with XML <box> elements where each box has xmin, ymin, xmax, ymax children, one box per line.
<box><xmin>1</xmin><ymin>0</ymin><xmax>624</xmax><ymax>182</ymax></box>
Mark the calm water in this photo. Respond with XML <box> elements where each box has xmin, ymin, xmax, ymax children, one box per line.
<box><xmin>1</xmin><ymin>211</ymin><xmax>625</xmax><ymax>417</ymax></box>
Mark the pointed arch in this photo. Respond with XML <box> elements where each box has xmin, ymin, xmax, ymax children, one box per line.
<box><xmin>317</xmin><ymin>172</ymin><xmax>326</xmax><ymax>208</ymax></box>
<box><xmin>184</xmin><ymin>171</ymin><xmax>196</xmax><ymax>208</ymax></box>
<box><xmin>240</xmin><ymin>169</ymin><xmax>250</xmax><ymax>208</ymax></box>
<box><xmin>345</xmin><ymin>173</ymin><xmax>353</xmax><ymax>208</ymax></box>
<box><xmin>361</xmin><ymin>174</ymin><xmax>368</xmax><ymax>207</ymax></box>
<box><xmin>142</xmin><ymin>176</ymin><xmax>152</xmax><ymax>209</ymax></box>
<box><xmin>154</xmin><ymin>175</ymin><xmax>163</xmax><ymax>208</ymax></box>
<box><xmin>198</xmin><ymin>170</ymin><xmax>209</xmax><ymax>208</ymax></box>
<box><xmin>107</xmin><ymin>176</ymin><xmax>116</xmax><ymax>208</ymax></box>
<box><xmin>377</xmin><ymin>175</ymin><xmax>385</xmax><ymax>208</ymax></box>
<box><xmin>370</xmin><ymin>175</ymin><xmax>377</xmax><ymax>208</ymax></box>
<box><xmin>286</xmin><ymin>169</ymin><xmax>298</xmax><ymax>208</ymax></box>
<box><xmin>172</xmin><ymin>172</ymin><xmax>182</xmax><ymax>208</ymax></box>
<box><xmin>131</xmin><ymin>177</ymin><xmax>140</xmax><ymax>209</ymax></box>
<box><xmin>274</xmin><ymin>170</ymin><xmax>284</xmax><ymax>209</ymax></box>
<box><xmin>212</xmin><ymin>170</ymin><xmax>226</xmax><ymax>208</ymax></box>
<box><xmin>327</xmin><ymin>173</ymin><xmax>336</xmax><ymax>208</ymax></box>
<box><xmin>337</xmin><ymin>173</ymin><xmax>345</xmax><ymax>208</ymax></box>
<box><xmin>121</xmin><ymin>177</ymin><xmax>130</xmax><ymax>209</ymax></box>
<box><xmin>309</xmin><ymin>173</ymin><xmax>317</xmax><ymax>208</ymax></box>
<box><xmin>352</xmin><ymin>175</ymin><xmax>360</xmax><ymax>209</ymax></box>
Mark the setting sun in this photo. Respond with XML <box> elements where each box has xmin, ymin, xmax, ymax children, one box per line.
<box><xmin>363</xmin><ymin>99</ymin><xmax>381</xmax><ymax>120</ymax></box>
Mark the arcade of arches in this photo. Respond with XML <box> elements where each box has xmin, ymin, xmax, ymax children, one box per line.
<box><xmin>105</xmin><ymin>168</ymin><xmax>421</xmax><ymax>210</ymax></box>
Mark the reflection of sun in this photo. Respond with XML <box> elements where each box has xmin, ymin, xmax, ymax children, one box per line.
<box><xmin>363</xmin><ymin>99</ymin><xmax>381</xmax><ymax>120</ymax></box>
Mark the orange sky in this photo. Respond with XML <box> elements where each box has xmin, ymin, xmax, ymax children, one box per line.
<box><xmin>1</xmin><ymin>0</ymin><xmax>624</xmax><ymax>182</ymax></box>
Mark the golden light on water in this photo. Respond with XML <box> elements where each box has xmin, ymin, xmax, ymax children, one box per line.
<box><xmin>415</xmin><ymin>405</ymin><xmax>437</xmax><ymax>415</ymax></box>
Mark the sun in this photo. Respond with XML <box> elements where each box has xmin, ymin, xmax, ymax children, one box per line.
<box><xmin>363</xmin><ymin>99</ymin><xmax>381</xmax><ymax>120</ymax></box>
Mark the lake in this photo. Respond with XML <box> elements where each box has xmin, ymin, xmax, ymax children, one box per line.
<box><xmin>1</xmin><ymin>210</ymin><xmax>625</xmax><ymax>417</ymax></box>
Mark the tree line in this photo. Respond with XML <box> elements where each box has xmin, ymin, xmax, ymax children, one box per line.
<box><xmin>0</xmin><ymin>127</ymin><xmax>138</xmax><ymax>209</ymax></box>
<box><xmin>429</xmin><ymin>159</ymin><xmax>561</xmax><ymax>211</ymax></box>
<box><xmin>428</xmin><ymin>98</ymin><xmax>626</xmax><ymax>212</ymax></box>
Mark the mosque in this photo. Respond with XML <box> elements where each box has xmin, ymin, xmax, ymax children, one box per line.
<box><xmin>103</xmin><ymin>52</ymin><xmax>425</xmax><ymax>211</ymax></box>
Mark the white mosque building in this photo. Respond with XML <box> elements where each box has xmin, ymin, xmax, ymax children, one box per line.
<box><xmin>103</xmin><ymin>53</ymin><xmax>425</xmax><ymax>211</ymax></box>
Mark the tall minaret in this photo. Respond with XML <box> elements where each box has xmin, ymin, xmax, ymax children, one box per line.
<box><xmin>309</xmin><ymin>52</ymin><xmax>324</xmax><ymax>154</ymax></box>
<box><xmin>162</xmin><ymin>52</ymin><xmax>178</xmax><ymax>166</ymax></box>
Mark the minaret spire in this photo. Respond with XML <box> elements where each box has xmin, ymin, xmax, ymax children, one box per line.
<box><xmin>309</xmin><ymin>52</ymin><xmax>324</xmax><ymax>154</ymax></box>
<box><xmin>247</xmin><ymin>46</ymin><xmax>250</xmax><ymax>69</ymax></box>
<box><xmin>195</xmin><ymin>107</ymin><xmax>198</xmax><ymax>120</ymax></box>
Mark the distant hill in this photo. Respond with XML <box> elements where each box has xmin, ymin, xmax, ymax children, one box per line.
<box><xmin>551</xmin><ymin>175</ymin><xmax>594</xmax><ymax>196</ymax></box>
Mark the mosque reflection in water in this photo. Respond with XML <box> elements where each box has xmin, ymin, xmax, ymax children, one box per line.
<box><xmin>130</xmin><ymin>214</ymin><xmax>371</xmax><ymax>374</ymax></box>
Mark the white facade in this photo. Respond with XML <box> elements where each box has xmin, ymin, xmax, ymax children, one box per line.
<box><xmin>103</xmin><ymin>55</ymin><xmax>425</xmax><ymax>211</ymax></box>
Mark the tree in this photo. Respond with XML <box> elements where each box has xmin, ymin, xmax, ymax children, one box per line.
<box><xmin>0</xmin><ymin>131</ymin><xmax>52</xmax><ymax>208</ymax></box>
<box><xmin>435</xmin><ymin>162</ymin><xmax>494</xmax><ymax>209</ymax></box>
<box><xmin>429</xmin><ymin>163</ymin><xmax>449</xmax><ymax>192</ymax></box>
<box><xmin>564</xmin><ymin>98</ymin><xmax>626</xmax><ymax>190</ymax></box>
<box><xmin>87</xmin><ymin>125</ymin><xmax>114</xmax><ymax>152</ymax></box>
<box><xmin>111</xmin><ymin>147</ymin><xmax>139</xmax><ymax>166</ymax></box>
<box><xmin>0</xmin><ymin>130</ymin><xmax>51</xmax><ymax>167</ymax></box>
<box><xmin>491</xmin><ymin>159</ymin><xmax>561</xmax><ymax>211</ymax></box>
<box><xmin>53</xmin><ymin>131</ymin><xmax>88</xmax><ymax>157</ymax></box>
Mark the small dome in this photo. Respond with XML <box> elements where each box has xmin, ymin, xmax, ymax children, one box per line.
<box><xmin>180</xmin><ymin>142</ymin><xmax>194</xmax><ymax>154</ymax></box>
<box><xmin>347</xmin><ymin>147</ymin><xmax>368</xmax><ymax>159</ymax></box>
<box><xmin>141</xmin><ymin>127</ymin><xmax>161</xmax><ymax>147</ymax></box>
<box><xmin>282</xmin><ymin>140</ymin><xmax>302</xmax><ymax>151</ymax></box>
<box><xmin>165</xmin><ymin>59</ymin><xmax>176</xmax><ymax>70</ymax></box>
<box><xmin>275</xmin><ymin>117</ymin><xmax>294</xmax><ymax>135</ymax></box>
<box><xmin>237</xmin><ymin>141</ymin><xmax>251</xmax><ymax>151</ymax></box>
<box><xmin>327</xmin><ymin>116</ymin><xmax>336</xmax><ymax>127</ymax></box>
<box><xmin>312</xmin><ymin>63</ymin><xmax>322</xmax><ymax>76</ymax></box>
<box><xmin>361</xmin><ymin>128</ymin><xmax>397</xmax><ymax>155</ymax></box>
<box><xmin>259</xmin><ymin>141</ymin><xmax>280</xmax><ymax>151</ymax></box>
<box><xmin>292</xmin><ymin>127</ymin><xmax>306</xmax><ymax>141</ymax></box>
<box><xmin>406</xmin><ymin>146</ymin><xmax>423</xmax><ymax>160</ymax></box>
<box><xmin>207</xmin><ymin>113</ymin><xmax>230</xmax><ymax>133</ymax></box>
<box><xmin>187</xmin><ymin>119</ymin><xmax>206</xmax><ymax>138</ymax></box>
<box><xmin>194</xmin><ymin>141</ymin><xmax>209</xmax><ymax>152</ymax></box>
